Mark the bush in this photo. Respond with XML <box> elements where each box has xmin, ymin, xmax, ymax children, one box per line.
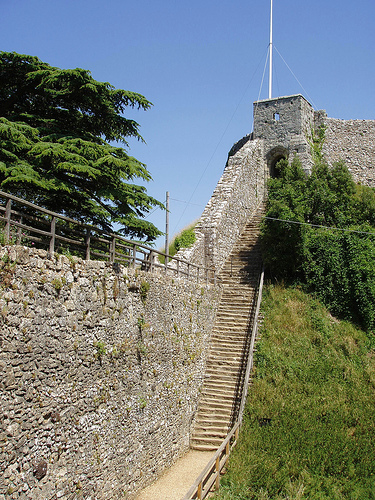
<box><xmin>261</xmin><ymin>154</ymin><xmax>375</xmax><ymax>332</ymax></box>
<box><xmin>159</xmin><ymin>225</ymin><xmax>196</xmax><ymax>263</ymax></box>
<box><xmin>173</xmin><ymin>227</ymin><xmax>196</xmax><ymax>252</ymax></box>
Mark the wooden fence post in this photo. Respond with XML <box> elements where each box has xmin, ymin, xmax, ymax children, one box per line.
<box><xmin>16</xmin><ymin>216</ymin><xmax>23</xmax><ymax>245</ymax></box>
<box><xmin>4</xmin><ymin>198</ymin><xmax>11</xmax><ymax>243</ymax></box>
<box><xmin>215</xmin><ymin>455</ymin><xmax>221</xmax><ymax>490</ymax></box>
<box><xmin>132</xmin><ymin>244</ymin><xmax>136</xmax><ymax>268</ymax></box>
<box><xmin>197</xmin><ymin>481</ymin><xmax>202</xmax><ymax>500</ymax></box>
<box><xmin>85</xmin><ymin>230</ymin><xmax>91</xmax><ymax>260</ymax></box>
<box><xmin>225</xmin><ymin>441</ymin><xmax>230</xmax><ymax>467</ymax></box>
<box><xmin>49</xmin><ymin>216</ymin><xmax>56</xmax><ymax>256</ymax></box>
<box><xmin>110</xmin><ymin>236</ymin><xmax>116</xmax><ymax>263</ymax></box>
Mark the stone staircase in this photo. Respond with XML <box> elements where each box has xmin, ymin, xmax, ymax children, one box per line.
<box><xmin>191</xmin><ymin>205</ymin><xmax>264</xmax><ymax>451</ymax></box>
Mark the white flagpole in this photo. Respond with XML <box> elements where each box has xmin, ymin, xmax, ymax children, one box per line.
<box><xmin>268</xmin><ymin>0</ymin><xmax>273</xmax><ymax>99</ymax></box>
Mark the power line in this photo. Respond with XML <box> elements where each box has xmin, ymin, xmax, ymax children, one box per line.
<box><xmin>172</xmin><ymin>48</ymin><xmax>270</xmax><ymax>235</ymax></box>
<box><xmin>170</xmin><ymin>198</ymin><xmax>205</xmax><ymax>208</ymax></box>
<box><xmin>264</xmin><ymin>216</ymin><xmax>375</xmax><ymax>237</ymax></box>
<box><xmin>143</xmin><ymin>205</ymin><xmax>162</xmax><ymax>220</ymax></box>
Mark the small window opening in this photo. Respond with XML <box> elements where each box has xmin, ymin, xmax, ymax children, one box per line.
<box><xmin>274</xmin><ymin>112</ymin><xmax>280</xmax><ymax>122</ymax></box>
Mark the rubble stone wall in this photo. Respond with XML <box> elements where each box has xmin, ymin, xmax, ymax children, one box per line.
<box><xmin>321</xmin><ymin>116</ymin><xmax>375</xmax><ymax>187</ymax></box>
<box><xmin>0</xmin><ymin>245</ymin><xmax>221</xmax><ymax>500</ymax></box>
<box><xmin>177</xmin><ymin>138</ymin><xmax>267</xmax><ymax>272</ymax></box>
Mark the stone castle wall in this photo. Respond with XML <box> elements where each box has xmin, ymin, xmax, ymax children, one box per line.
<box><xmin>321</xmin><ymin>116</ymin><xmax>375</xmax><ymax>187</ymax></box>
<box><xmin>180</xmin><ymin>94</ymin><xmax>375</xmax><ymax>278</ymax></box>
<box><xmin>0</xmin><ymin>245</ymin><xmax>221</xmax><ymax>500</ymax></box>
<box><xmin>176</xmin><ymin>137</ymin><xmax>267</xmax><ymax>272</ymax></box>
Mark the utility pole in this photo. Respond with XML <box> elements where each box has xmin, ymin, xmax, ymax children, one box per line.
<box><xmin>269</xmin><ymin>0</ymin><xmax>273</xmax><ymax>99</ymax></box>
<box><xmin>165</xmin><ymin>191</ymin><xmax>169</xmax><ymax>267</ymax></box>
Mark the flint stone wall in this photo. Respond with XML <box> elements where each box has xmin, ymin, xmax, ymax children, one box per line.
<box><xmin>320</xmin><ymin>116</ymin><xmax>375</xmax><ymax>187</ymax></box>
<box><xmin>0</xmin><ymin>245</ymin><xmax>221</xmax><ymax>500</ymax></box>
<box><xmin>177</xmin><ymin>137</ymin><xmax>267</xmax><ymax>272</ymax></box>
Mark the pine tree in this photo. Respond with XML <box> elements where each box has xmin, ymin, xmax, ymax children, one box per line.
<box><xmin>0</xmin><ymin>51</ymin><xmax>163</xmax><ymax>240</ymax></box>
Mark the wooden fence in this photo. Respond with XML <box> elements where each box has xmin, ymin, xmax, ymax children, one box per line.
<box><xmin>182</xmin><ymin>268</ymin><xmax>265</xmax><ymax>499</ymax></box>
<box><xmin>0</xmin><ymin>190</ymin><xmax>217</xmax><ymax>284</ymax></box>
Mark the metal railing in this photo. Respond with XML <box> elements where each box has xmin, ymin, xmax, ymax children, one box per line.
<box><xmin>0</xmin><ymin>190</ymin><xmax>217</xmax><ymax>284</ymax></box>
<box><xmin>183</xmin><ymin>268</ymin><xmax>265</xmax><ymax>499</ymax></box>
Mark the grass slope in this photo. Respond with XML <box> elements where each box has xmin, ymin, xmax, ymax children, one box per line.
<box><xmin>214</xmin><ymin>285</ymin><xmax>375</xmax><ymax>500</ymax></box>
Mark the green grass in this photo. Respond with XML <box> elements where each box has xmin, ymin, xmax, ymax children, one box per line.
<box><xmin>214</xmin><ymin>284</ymin><xmax>375</xmax><ymax>500</ymax></box>
<box><xmin>159</xmin><ymin>224</ymin><xmax>196</xmax><ymax>264</ymax></box>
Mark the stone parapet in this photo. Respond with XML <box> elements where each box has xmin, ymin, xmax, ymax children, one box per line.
<box><xmin>176</xmin><ymin>138</ymin><xmax>267</xmax><ymax>272</ymax></box>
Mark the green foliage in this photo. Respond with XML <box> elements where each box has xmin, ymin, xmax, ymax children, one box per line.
<box><xmin>214</xmin><ymin>285</ymin><xmax>375</xmax><ymax>500</ymax></box>
<box><xmin>0</xmin><ymin>51</ymin><xmax>163</xmax><ymax>241</ymax></box>
<box><xmin>140</xmin><ymin>281</ymin><xmax>150</xmax><ymax>304</ymax></box>
<box><xmin>174</xmin><ymin>227</ymin><xmax>196</xmax><ymax>251</ymax></box>
<box><xmin>261</xmin><ymin>148</ymin><xmax>375</xmax><ymax>331</ymax></box>
<box><xmin>159</xmin><ymin>225</ymin><xmax>196</xmax><ymax>263</ymax></box>
<box><xmin>51</xmin><ymin>277</ymin><xmax>63</xmax><ymax>291</ymax></box>
<box><xmin>93</xmin><ymin>341</ymin><xmax>107</xmax><ymax>360</ymax></box>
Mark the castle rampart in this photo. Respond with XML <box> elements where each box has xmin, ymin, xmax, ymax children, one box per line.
<box><xmin>2</xmin><ymin>91</ymin><xmax>375</xmax><ymax>499</ymax></box>
<box><xmin>176</xmin><ymin>138</ymin><xmax>267</xmax><ymax>272</ymax></box>
<box><xmin>321</xmin><ymin>116</ymin><xmax>375</xmax><ymax>187</ymax></box>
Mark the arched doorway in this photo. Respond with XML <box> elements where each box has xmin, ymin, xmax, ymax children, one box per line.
<box><xmin>266</xmin><ymin>146</ymin><xmax>289</xmax><ymax>178</ymax></box>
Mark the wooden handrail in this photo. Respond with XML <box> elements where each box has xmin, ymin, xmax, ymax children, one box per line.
<box><xmin>182</xmin><ymin>268</ymin><xmax>265</xmax><ymax>499</ymax></box>
<box><xmin>0</xmin><ymin>190</ymin><xmax>218</xmax><ymax>284</ymax></box>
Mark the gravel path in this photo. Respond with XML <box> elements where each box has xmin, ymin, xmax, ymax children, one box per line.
<box><xmin>136</xmin><ymin>450</ymin><xmax>214</xmax><ymax>500</ymax></box>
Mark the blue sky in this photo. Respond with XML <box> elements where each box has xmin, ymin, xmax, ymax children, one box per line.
<box><xmin>2</xmin><ymin>0</ymin><xmax>375</xmax><ymax>248</ymax></box>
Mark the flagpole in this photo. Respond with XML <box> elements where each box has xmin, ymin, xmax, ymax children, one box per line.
<box><xmin>268</xmin><ymin>0</ymin><xmax>273</xmax><ymax>99</ymax></box>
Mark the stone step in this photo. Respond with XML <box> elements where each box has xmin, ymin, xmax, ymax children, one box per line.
<box><xmin>196</xmin><ymin>405</ymin><xmax>234</xmax><ymax>417</ymax></box>
<box><xmin>206</xmin><ymin>357</ymin><xmax>245</xmax><ymax>370</ymax></box>
<box><xmin>208</xmin><ymin>348</ymin><xmax>246</xmax><ymax>356</ymax></box>
<box><xmin>202</xmin><ymin>380</ymin><xmax>239</xmax><ymax>392</ymax></box>
<box><xmin>210</xmin><ymin>330</ymin><xmax>249</xmax><ymax>337</ymax></box>
<box><xmin>191</xmin><ymin>208</ymin><xmax>263</xmax><ymax>449</ymax></box>
<box><xmin>205</xmin><ymin>363</ymin><xmax>244</xmax><ymax>374</ymax></box>
<box><xmin>192</xmin><ymin>430</ymin><xmax>228</xmax><ymax>442</ymax></box>
<box><xmin>209</xmin><ymin>347</ymin><xmax>245</xmax><ymax>357</ymax></box>
<box><xmin>190</xmin><ymin>441</ymin><xmax>222</xmax><ymax>452</ymax></box>
<box><xmin>201</xmin><ymin>387</ymin><xmax>238</xmax><ymax>398</ymax></box>
<box><xmin>203</xmin><ymin>374</ymin><xmax>241</xmax><ymax>386</ymax></box>
<box><xmin>193</xmin><ymin>424</ymin><xmax>230</xmax><ymax>435</ymax></box>
<box><xmin>197</xmin><ymin>398</ymin><xmax>237</xmax><ymax>411</ymax></box>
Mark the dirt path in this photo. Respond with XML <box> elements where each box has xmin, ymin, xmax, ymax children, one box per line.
<box><xmin>135</xmin><ymin>450</ymin><xmax>213</xmax><ymax>500</ymax></box>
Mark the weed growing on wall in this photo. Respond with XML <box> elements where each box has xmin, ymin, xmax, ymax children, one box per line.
<box><xmin>93</xmin><ymin>341</ymin><xmax>107</xmax><ymax>364</ymax></box>
<box><xmin>140</xmin><ymin>281</ymin><xmax>150</xmax><ymax>304</ymax></box>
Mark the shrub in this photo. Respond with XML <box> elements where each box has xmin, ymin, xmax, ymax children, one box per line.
<box><xmin>261</xmin><ymin>152</ymin><xmax>375</xmax><ymax>332</ymax></box>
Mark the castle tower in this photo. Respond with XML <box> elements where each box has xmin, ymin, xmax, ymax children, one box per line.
<box><xmin>253</xmin><ymin>94</ymin><xmax>315</xmax><ymax>175</ymax></box>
